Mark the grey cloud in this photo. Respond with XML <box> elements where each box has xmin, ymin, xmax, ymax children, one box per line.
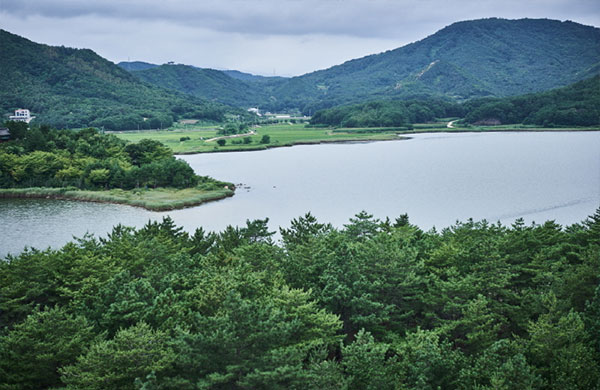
<box><xmin>3</xmin><ymin>0</ymin><xmax>598</xmax><ymax>40</ymax></box>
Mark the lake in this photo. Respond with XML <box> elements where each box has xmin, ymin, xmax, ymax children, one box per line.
<box><xmin>1</xmin><ymin>131</ymin><xmax>599</xmax><ymax>257</ymax></box>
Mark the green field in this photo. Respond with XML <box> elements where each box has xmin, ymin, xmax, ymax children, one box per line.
<box><xmin>113</xmin><ymin>122</ymin><xmax>599</xmax><ymax>154</ymax></box>
<box><xmin>0</xmin><ymin>186</ymin><xmax>234</xmax><ymax>211</ymax></box>
<box><xmin>112</xmin><ymin>123</ymin><xmax>406</xmax><ymax>153</ymax></box>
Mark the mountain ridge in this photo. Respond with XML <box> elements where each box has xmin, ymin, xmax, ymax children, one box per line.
<box><xmin>120</xmin><ymin>18</ymin><xmax>600</xmax><ymax>114</ymax></box>
<box><xmin>3</xmin><ymin>17</ymin><xmax>599</xmax><ymax>126</ymax></box>
<box><xmin>0</xmin><ymin>30</ymin><xmax>240</xmax><ymax>130</ymax></box>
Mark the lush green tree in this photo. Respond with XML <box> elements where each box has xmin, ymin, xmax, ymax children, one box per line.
<box><xmin>341</xmin><ymin>330</ymin><xmax>399</xmax><ymax>390</ymax></box>
<box><xmin>60</xmin><ymin>322</ymin><xmax>175</xmax><ymax>390</ymax></box>
<box><xmin>0</xmin><ymin>306</ymin><xmax>96</xmax><ymax>390</ymax></box>
<box><xmin>525</xmin><ymin>293</ymin><xmax>599</xmax><ymax>389</ymax></box>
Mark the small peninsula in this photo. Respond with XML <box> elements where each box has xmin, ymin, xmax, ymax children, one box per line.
<box><xmin>0</xmin><ymin>122</ymin><xmax>233</xmax><ymax>210</ymax></box>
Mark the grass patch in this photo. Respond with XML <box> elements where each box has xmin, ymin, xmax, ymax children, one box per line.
<box><xmin>113</xmin><ymin>123</ymin><xmax>600</xmax><ymax>154</ymax></box>
<box><xmin>0</xmin><ymin>186</ymin><xmax>234</xmax><ymax>211</ymax></box>
<box><xmin>114</xmin><ymin>123</ymin><xmax>405</xmax><ymax>153</ymax></box>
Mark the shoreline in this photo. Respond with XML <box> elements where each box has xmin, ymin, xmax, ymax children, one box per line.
<box><xmin>174</xmin><ymin>127</ymin><xmax>599</xmax><ymax>155</ymax></box>
<box><xmin>176</xmin><ymin>135</ymin><xmax>411</xmax><ymax>155</ymax></box>
<box><xmin>0</xmin><ymin>187</ymin><xmax>235</xmax><ymax>211</ymax></box>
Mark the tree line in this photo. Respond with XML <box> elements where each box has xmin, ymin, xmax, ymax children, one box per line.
<box><xmin>1</xmin><ymin>209</ymin><xmax>599</xmax><ymax>389</ymax></box>
<box><xmin>310</xmin><ymin>76</ymin><xmax>600</xmax><ymax>128</ymax></box>
<box><xmin>0</xmin><ymin>122</ymin><xmax>218</xmax><ymax>190</ymax></box>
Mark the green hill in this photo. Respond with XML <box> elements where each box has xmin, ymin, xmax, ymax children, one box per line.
<box><xmin>0</xmin><ymin>30</ymin><xmax>238</xmax><ymax>130</ymax></box>
<box><xmin>287</xmin><ymin>18</ymin><xmax>600</xmax><ymax>113</ymax></box>
<box><xmin>121</xmin><ymin>19</ymin><xmax>600</xmax><ymax>115</ymax></box>
<box><xmin>131</xmin><ymin>64</ymin><xmax>270</xmax><ymax>108</ymax></box>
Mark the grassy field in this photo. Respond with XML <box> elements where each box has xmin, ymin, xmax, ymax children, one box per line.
<box><xmin>112</xmin><ymin>123</ymin><xmax>405</xmax><ymax>154</ymax></box>
<box><xmin>112</xmin><ymin>122</ymin><xmax>600</xmax><ymax>154</ymax></box>
<box><xmin>0</xmin><ymin>186</ymin><xmax>234</xmax><ymax>211</ymax></box>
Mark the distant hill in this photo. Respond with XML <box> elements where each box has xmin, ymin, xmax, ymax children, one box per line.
<box><xmin>117</xmin><ymin>61</ymin><xmax>159</xmax><ymax>71</ymax></box>
<box><xmin>284</xmin><ymin>18</ymin><xmax>600</xmax><ymax>113</ymax></box>
<box><xmin>0</xmin><ymin>30</ymin><xmax>239</xmax><ymax>130</ymax></box>
<box><xmin>130</xmin><ymin>64</ymin><xmax>270</xmax><ymax>107</ymax></box>
<box><xmin>3</xmin><ymin>18</ymin><xmax>598</xmax><ymax>127</ymax></box>
<box><xmin>119</xmin><ymin>18</ymin><xmax>600</xmax><ymax>115</ymax></box>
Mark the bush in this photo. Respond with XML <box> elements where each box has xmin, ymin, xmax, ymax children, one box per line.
<box><xmin>217</xmin><ymin>139</ymin><xmax>226</xmax><ymax>146</ymax></box>
<box><xmin>260</xmin><ymin>135</ymin><xmax>271</xmax><ymax>144</ymax></box>
<box><xmin>180</xmin><ymin>136</ymin><xmax>190</xmax><ymax>142</ymax></box>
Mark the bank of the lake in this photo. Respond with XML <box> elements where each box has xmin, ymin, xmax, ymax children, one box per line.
<box><xmin>114</xmin><ymin>123</ymin><xmax>600</xmax><ymax>154</ymax></box>
<box><xmin>2</xmin><ymin>131</ymin><xmax>599</xmax><ymax>258</ymax></box>
<box><xmin>113</xmin><ymin>123</ymin><xmax>407</xmax><ymax>154</ymax></box>
<box><xmin>0</xmin><ymin>186</ymin><xmax>234</xmax><ymax>211</ymax></box>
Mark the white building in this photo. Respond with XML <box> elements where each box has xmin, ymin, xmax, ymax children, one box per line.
<box><xmin>9</xmin><ymin>109</ymin><xmax>34</xmax><ymax>124</ymax></box>
<box><xmin>247</xmin><ymin>107</ymin><xmax>262</xmax><ymax>116</ymax></box>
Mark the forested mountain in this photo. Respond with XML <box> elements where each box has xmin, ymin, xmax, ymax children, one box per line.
<box><xmin>0</xmin><ymin>30</ymin><xmax>240</xmax><ymax>130</ymax></box>
<box><xmin>130</xmin><ymin>64</ymin><xmax>271</xmax><ymax>107</ymax></box>
<box><xmin>1</xmin><ymin>211</ymin><xmax>599</xmax><ymax>389</ymax></box>
<box><xmin>120</xmin><ymin>18</ymin><xmax>600</xmax><ymax>114</ymax></box>
<box><xmin>2</xmin><ymin>18</ymin><xmax>598</xmax><ymax>128</ymax></box>
<box><xmin>311</xmin><ymin>76</ymin><xmax>600</xmax><ymax>127</ymax></box>
<box><xmin>283</xmin><ymin>18</ymin><xmax>600</xmax><ymax>113</ymax></box>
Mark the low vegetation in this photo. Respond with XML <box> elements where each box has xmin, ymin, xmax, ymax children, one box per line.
<box><xmin>1</xmin><ymin>210</ymin><xmax>599</xmax><ymax>389</ymax></box>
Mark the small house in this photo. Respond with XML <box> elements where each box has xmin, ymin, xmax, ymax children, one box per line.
<box><xmin>0</xmin><ymin>127</ymin><xmax>10</xmax><ymax>142</ymax></box>
<box><xmin>9</xmin><ymin>109</ymin><xmax>34</xmax><ymax>123</ymax></box>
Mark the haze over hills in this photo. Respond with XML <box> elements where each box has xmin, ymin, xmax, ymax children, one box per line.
<box><xmin>121</xmin><ymin>18</ymin><xmax>600</xmax><ymax>114</ymax></box>
<box><xmin>0</xmin><ymin>30</ymin><xmax>241</xmax><ymax>130</ymax></box>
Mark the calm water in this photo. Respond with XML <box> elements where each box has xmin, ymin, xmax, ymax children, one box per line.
<box><xmin>1</xmin><ymin>131</ymin><xmax>599</xmax><ymax>257</ymax></box>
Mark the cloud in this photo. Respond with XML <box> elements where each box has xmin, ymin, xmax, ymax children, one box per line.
<box><xmin>4</xmin><ymin>0</ymin><xmax>599</xmax><ymax>38</ymax></box>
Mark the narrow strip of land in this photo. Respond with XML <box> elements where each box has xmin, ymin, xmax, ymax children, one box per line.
<box><xmin>0</xmin><ymin>186</ymin><xmax>234</xmax><ymax>211</ymax></box>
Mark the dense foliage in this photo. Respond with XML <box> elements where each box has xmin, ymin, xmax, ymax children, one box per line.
<box><xmin>463</xmin><ymin>76</ymin><xmax>600</xmax><ymax>126</ymax></box>
<box><xmin>0</xmin><ymin>30</ymin><xmax>242</xmax><ymax>130</ymax></box>
<box><xmin>0</xmin><ymin>123</ymin><xmax>211</xmax><ymax>190</ymax></box>
<box><xmin>121</xmin><ymin>19</ymin><xmax>600</xmax><ymax>114</ymax></box>
<box><xmin>311</xmin><ymin>76</ymin><xmax>599</xmax><ymax>127</ymax></box>
<box><xmin>311</xmin><ymin>99</ymin><xmax>463</xmax><ymax>127</ymax></box>
<box><xmin>131</xmin><ymin>65</ymin><xmax>271</xmax><ymax>108</ymax></box>
<box><xmin>1</xmin><ymin>209</ymin><xmax>599</xmax><ymax>389</ymax></box>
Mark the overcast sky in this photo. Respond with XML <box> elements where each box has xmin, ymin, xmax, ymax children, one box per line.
<box><xmin>1</xmin><ymin>0</ymin><xmax>599</xmax><ymax>76</ymax></box>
